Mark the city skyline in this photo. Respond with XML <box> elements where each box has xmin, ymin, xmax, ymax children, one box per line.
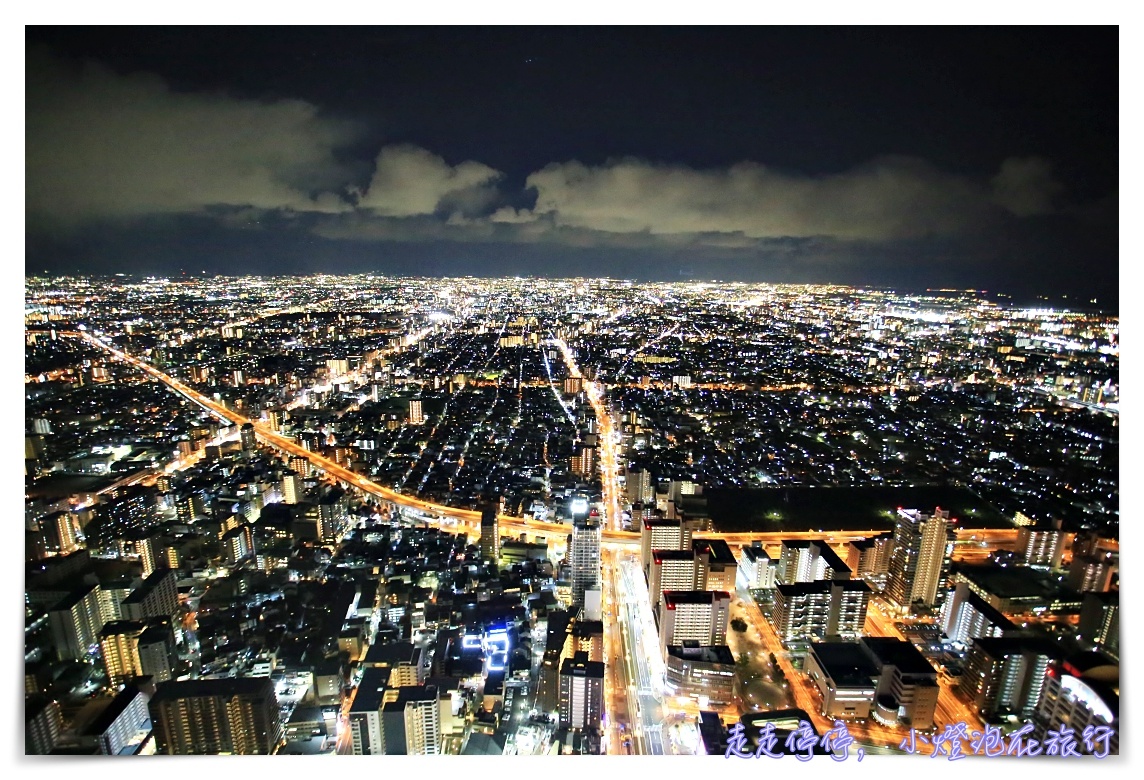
<box><xmin>26</xmin><ymin>26</ymin><xmax>1118</xmax><ymax>307</ymax></box>
<box><xmin>22</xmin><ymin>18</ymin><xmax>1122</xmax><ymax>764</ymax></box>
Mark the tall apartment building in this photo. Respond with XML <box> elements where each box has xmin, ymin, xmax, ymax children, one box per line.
<box><xmin>25</xmin><ymin>696</ymin><xmax>63</xmax><ymax>755</ymax></box>
<box><xmin>479</xmin><ymin>505</ymin><xmax>499</xmax><ymax>563</ymax></box>
<box><xmin>148</xmin><ymin>678</ymin><xmax>282</xmax><ymax>755</ymax></box>
<box><xmin>348</xmin><ymin>667</ymin><xmax>387</xmax><ymax>755</ymax></box>
<box><xmin>648</xmin><ymin>550</ymin><xmax>698</xmax><ymax>611</ymax></box>
<box><xmin>240</xmin><ymin>423</ymin><xmax>257</xmax><ymax>453</ymax></box>
<box><xmin>48</xmin><ymin>582</ymin><xmax>105</xmax><ymax>661</ymax></box>
<box><xmin>958</xmin><ymin>637</ymin><xmax>1062</xmax><ymax>720</ymax></box>
<box><xmin>693</xmin><ymin>538</ymin><xmax>738</xmax><ymax>591</ymax></box>
<box><xmin>558</xmin><ymin>651</ymin><xmax>605</xmax><ymax>730</ymax></box>
<box><xmin>939</xmin><ymin>582</ymin><xmax>1017</xmax><ymax>645</ymax></box>
<box><xmin>738</xmin><ymin>544</ymin><xmax>778</xmax><ymax>589</ymax></box>
<box><xmin>1067</xmin><ymin>553</ymin><xmax>1117</xmax><ymax>592</ymax></box>
<box><xmin>121</xmin><ymin>568</ymin><xmax>178</xmax><ymax>622</ymax></box>
<box><xmin>281</xmin><ymin>471</ymin><xmax>302</xmax><ymax>504</ymax></box>
<box><xmin>658</xmin><ymin>591</ymin><xmax>731</xmax><ymax>656</ymax></box>
<box><xmin>1014</xmin><ymin>524</ymin><xmax>1069</xmax><ymax>568</ymax></box>
<box><xmin>101</xmin><ymin>620</ymin><xmax>175</xmax><ymax>687</ymax></box>
<box><xmin>886</xmin><ymin>507</ymin><xmax>953</xmax><ymax>610</ymax></box>
<box><xmin>846</xmin><ymin>533</ymin><xmax>893</xmax><ymax>591</ymax></box>
<box><xmin>381</xmin><ymin>685</ymin><xmax>440</xmax><ymax>755</ymax></box>
<box><xmin>570</xmin><ymin>517</ymin><xmax>601</xmax><ymax>606</ymax></box>
<box><xmin>625</xmin><ymin>467</ymin><xmax>653</xmax><ymax>505</ymax></box>
<box><xmin>1077</xmin><ymin>591</ymin><xmax>1119</xmax><ymax>660</ymax></box>
<box><xmin>769</xmin><ymin>580</ymin><xmax>870</xmax><ymax>643</ymax></box>
<box><xmin>407</xmin><ymin>399</ymin><xmax>424</xmax><ymax>425</ymax></box>
<box><xmin>777</xmin><ymin>540</ymin><xmax>852</xmax><ymax>585</ymax></box>
<box><xmin>640</xmin><ymin>517</ymin><xmax>699</xmax><ymax>579</ymax></box>
<box><xmin>288</xmin><ymin>455</ymin><xmax>311</xmax><ymax>478</ymax></box>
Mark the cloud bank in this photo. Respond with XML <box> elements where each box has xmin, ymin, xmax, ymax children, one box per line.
<box><xmin>27</xmin><ymin>47</ymin><xmax>1073</xmax><ymax>255</ymax></box>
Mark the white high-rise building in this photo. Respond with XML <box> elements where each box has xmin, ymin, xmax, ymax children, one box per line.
<box><xmin>658</xmin><ymin>590</ymin><xmax>731</xmax><ymax>656</ymax></box>
<box><xmin>886</xmin><ymin>507</ymin><xmax>953</xmax><ymax>609</ymax></box>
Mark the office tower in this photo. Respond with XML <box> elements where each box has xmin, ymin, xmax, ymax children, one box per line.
<box><xmin>768</xmin><ymin>580</ymin><xmax>870</xmax><ymax>643</ymax></box>
<box><xmin>381</xmin><ymin>685</ymin><xmax>440</xmax><ymax>755</ymax></box>
<box><xmin>121</xmin><ymin>568</ymin><xmax>178</xmax><ymax>622</ymax></box>
<box><xmin>148</xmin><ymin>678</ymin><xmax>281</xmax><ymax>755</ymax></box>
<box><xmin>25</xmin><ymin>696</ymin><xmax>62</xmax><ymax>755</ymax></box>
<box><xmin>886</xmin><ymin>507</ymin><xmax>953</xmax><ymax>609</ymax></box>
<box><xmin>407</xmin><ymin>399</ymin><xmax>424</xmax><ymax>425</ymax></box>
<box><xmin>658</xmin><ymin>591</ymin><xmax>731</xmax><ymax>656</ymax></box>
<box><xmin>939</xmin><ymin>582</ymin><xmax>1017</xmax><ymax>644</ymax></box>
<box><xmin>846</xmin><ymin>533</ymin><xmax>893</xmax><ymax>591</ymax></box>
<box><xmin>558</xmin><ymin>651</ymin><xmax>604</xmax><ymax>730</ymax></box>
<box><xmin>1033</xmin><ymin>657</ymin><xmax>1119</xmax><ymax>755</ymax></box>
<box><xmin>694</xmin><ymin>538</ymin><xmax>738</xmax><ymax>592</ymax></box>
<box><xmin>739</xmin><ymin>544</ymin><xmax>778</xmax><ymax>589</ymax></box>
<box><xmin>1078</xmin><ymin>591</ymin><xmax>1119</xmax><ymax>659</ymax></box>
<box><xmin>48</xmin><ymin>582</ymin><xmax>105</xmax><ymax>661</ymax></box>
<box><xmin>240</xmin><ymin>422</ymin><xmax>256</xmax><ymax>452</ymax></box>
<box><xmin>479</xmin><ymin>505</ymin><xmax>499</xmax><ymax>563</ymax></box>
<box><xmin>563</xmin><ymin>376</ymin><xmax>583</xmax><ymax>395</ymax></box>
<box><xmin>958</xmin><ymin>637</ymin><xmax>1062</xmax><ymax>719</ymax></box>
<box><xmin>1015</xmin><ymin>523</ymin><xmax>1069</xmax><ymax>568</ymax></box>
<box><xmin>1067</xmin><ymin>553</ymin><xmax>1117</xmax><ymax>592</ymax></box>
<box><xmin>640</xmin><ymin>517</ymin><xmax>699</xmax><ymax>579</ymax></box>
<box><xmin>648</xmin><ymin>549</ymin><xmax>699</xmax><ymax>611</ymax></box>
<box><xmin>570</xmin><ymin>517</ymin><xmax>601</xmax><ymax>606</ymax></box>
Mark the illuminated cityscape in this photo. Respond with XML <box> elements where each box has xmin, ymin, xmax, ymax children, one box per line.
<box><xmin>25</xmin><ymin>26</ymin><xmax>1117</xmax><ymax>759</ymax></box>
<box><xmin>24</xmin><ymin>275</ymin><xmax>1118</xmax><ymax>756</ymax></box>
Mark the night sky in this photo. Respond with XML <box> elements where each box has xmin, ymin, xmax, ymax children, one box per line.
<box><xmin>25</xmin><ymin>27</ymin><xmax>1119</xmax><ymax>307</ymax></box>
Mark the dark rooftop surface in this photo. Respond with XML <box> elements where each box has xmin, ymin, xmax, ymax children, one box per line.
<box><xmin>150</xmin><ymin>676</ymin><xmax>274</xmax><ymax>703</ymax></box>
<box><xmin>862</xmin><ymin>637</ymin><xmax>937</xmax><ymax>677</ymax></box>
<box><xmin>810</xmin><ymin>642</ymin><xmax>880</xmax><ymax>687</ymax></box>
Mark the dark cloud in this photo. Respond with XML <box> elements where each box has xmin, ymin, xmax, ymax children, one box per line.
<box><xmin>26</xmin><ymin>47</ymin><xmax>362</xmax><ymax>228</ymax></box>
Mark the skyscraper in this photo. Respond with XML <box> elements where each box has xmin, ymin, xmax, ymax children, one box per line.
<box><xmin>886</xmin><ymin>507</ymin><xmax>953</xmax><ymax>610</ymax></box>
<box><xmin>570</xmin><ymin>517</ymin><xmax>600</xmax><ymax>606</ymax></box>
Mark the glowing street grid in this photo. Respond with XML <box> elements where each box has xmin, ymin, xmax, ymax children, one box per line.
<box><xmin>24</xmin><ymin>276</ymin><xmax>1118</xmax><ymax>757</ymax></box>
